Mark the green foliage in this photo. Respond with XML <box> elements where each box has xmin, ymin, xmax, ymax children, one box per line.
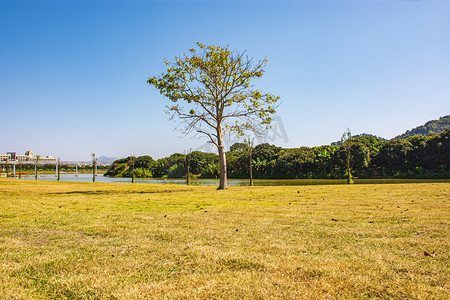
<box><xmin>226</xmin><ymin>130</ymin><xmax>448</xmax><ymax>180</ymax></box>
<box><xmin>230</xmin><ymin>143</ymin><xmax>247</xmax><ymax>152</ymax></box>
<box><xmin>189</xmin><ymin>151</ymin><xmax>219</xmax><ymax>176</ymax></box>
<box><xmin>253</xmin><ymin>143</ymin><xmax>282</xmax><ymax>162</ymax></box>
<box><xmin>372</xmin><ymin>140</ymin><xmax>413</xmax><ymax>176</ymax></box>
<box><xmin>133</xmin><ymin>168</ymin><xmax>152</xmax><ymax>178</ymax></box>
<box><xmin>147</xmin><ymin>42</ymin><xmax>279</xmax><ymax>137</ymax></box>
<box><xmin>200</xmin><ymin>162</ymin><xmax>220</xmax><ymax>178</ymax></box>
<box><xmin>135</xmin><ymin>156</ymin><xmax>155</xmax><ymax>169</ymax></box>
<box><xmin>105</xmin><ymin>129</ymin><xmax>449</xmax><ymax>180</ymax></box>
<box><xmin>226</xmin><ymin>151</ymin><xmax>247</xmax><ymax>178</ymax></box>
<box><xmin>105</xmin><ymin>155</ymin><xmax>155</xmax><ymax>178</ymax></box>
<box><xmin>167</xmin><ymin>163</ymin><xmax>186</xmax><ymax>178</ymax></box>
<box><xmin>331</xmin><ymin>133</ymin><xmax>387</xmax><ymax>146</ymax></box>
<box><xmin>273</xmin><ymin>148</ymin><xmax>317</xmax><ymax>179</ymax></box>
<box><xmin>394</xmin><ymin>115</ymin><xmax>450</xmax><ymax>139</ymax></box>
<box><xmin>149</xmin><ymin>152</ymin><xmax>220</xmax><ymax>179</ymax></box>
<box><xmin>152</xmin><ymin>154</ymin><xmax>185</xmax><ymax>178</ymax></box>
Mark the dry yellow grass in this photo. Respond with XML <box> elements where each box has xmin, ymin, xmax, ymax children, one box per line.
<box><xmin>0</xmin><ymin>179</ymin><xmax>449</xmax><ymax>299</ymax></box>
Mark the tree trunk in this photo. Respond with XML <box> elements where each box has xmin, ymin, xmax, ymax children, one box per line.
<box><xmin>217</xmin><ymin>139</ymin><xmax>227</xmax><ymax>190</ymax></box>
<box><xmin>93</xmin><ymin>162</ymin><xmax>96</xmax><ymax>183</ymax></box>
<box><xmin>346</xmin><ymin>144</ymin><xmax>352</xmax><ymax>184</ymax></box>
<box><xmin>249</xmin><ymin>152</ymin><xmax>253</xmax><ymax>186</ymax></box>
<box><xmin>131</xmin><ymin>157</ymin><xmax>135</xmax><ymax>184</ymax></box>
<box><xmin>347</xmin><ymin>156</ymin><xmax>351</xmax><ymax>184</ymax></box>
<box><xmin>186</xmin><ymin>164</ymin><xmax>190</xmax><ymax>186</ymax></box>
<box><xmin>216</xmin><ymin>118</ymin><xmax>227</xmax><ymax>189</ymax></box>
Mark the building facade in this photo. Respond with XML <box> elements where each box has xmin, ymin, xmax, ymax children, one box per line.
<box><xmin>0</xmin><ymin>151</ymin><xmax>56</xmax><ymax>163</ymax></box>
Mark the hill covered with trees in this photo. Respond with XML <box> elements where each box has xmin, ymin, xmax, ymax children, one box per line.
<box><xmin>331</xmin><ymin>133</ymin><xmax>386</xmax><ymax>146</ymax></box>
<box><xmin>105</xmin><ymin>129</ymin><xmax>449</xmax><ymax>180</ymax></box>
<box><xmin>394</xmin><ymin>115</ymin><xmax>450</xmax><ymax>140</ymax></box>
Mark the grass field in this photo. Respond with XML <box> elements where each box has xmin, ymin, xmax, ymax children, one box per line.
<box><xmin>0</xmin><ymin>179</ymin><xmax>448</xmax><ymax>299</ymax></box>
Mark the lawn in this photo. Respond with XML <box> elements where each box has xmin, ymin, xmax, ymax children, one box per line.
<box><xmin>0</xmin><ymin>179</ymin><xmax>448</xmax><ymax>299</ymax></box>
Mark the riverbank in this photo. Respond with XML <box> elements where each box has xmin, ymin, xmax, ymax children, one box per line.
<box><xmin>1</xmin><ymin>179</ymin><xmax>448</xmax><ymax>298</ymax></box>
<box><xmin>9</xmin><ymin>172</ymin><xmax>450</xmax><ymax>186</ymax></box>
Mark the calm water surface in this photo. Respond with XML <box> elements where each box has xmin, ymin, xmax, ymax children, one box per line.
<box><xmin>19</xmin><ymin>173</ymin><xmax>450</xmax><ymax>186</ymax></box>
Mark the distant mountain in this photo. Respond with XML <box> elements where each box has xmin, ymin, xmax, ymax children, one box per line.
<box><xmin>331</xmin><ymin>133</ymin><xmax>386</xmax><ymax>146</ymax></box>
<box><xmin>394</xmin><ymin>115</ymin><xmax>450</xmax><ymax>140</ymax></box>
<box><xmin>98</xmin><ymin>156</ymin><xmax>118</xmax><ymax>162</ymax></box>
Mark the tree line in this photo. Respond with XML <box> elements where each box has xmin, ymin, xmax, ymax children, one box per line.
<box><xmin>105</xmin><ymin>129</ymin><xmax>449</xmax><ymax>180</ymax></box>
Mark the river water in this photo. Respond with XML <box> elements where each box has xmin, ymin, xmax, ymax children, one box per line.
<box><xmin>17</xmin><ymin>173</ymin><xmax>450</xmax><ymax>186</ymax></box>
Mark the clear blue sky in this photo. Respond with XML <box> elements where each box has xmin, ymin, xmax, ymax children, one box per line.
<box><xmin>1</xmin><ymin>0</ymin><xmax>449</xmax><ymax>161</ymax></box>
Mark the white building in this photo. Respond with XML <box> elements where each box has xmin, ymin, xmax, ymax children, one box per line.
<box><xmin>0</xmin><ymin>151</ymin><xmax>56</xmax><ymax>163</ymax></box>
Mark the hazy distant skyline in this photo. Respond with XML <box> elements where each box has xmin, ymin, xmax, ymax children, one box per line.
<box><xmin>1</xmin><ymin>0</ymin><xmax>449</xmax><ymax>160</ymax></box>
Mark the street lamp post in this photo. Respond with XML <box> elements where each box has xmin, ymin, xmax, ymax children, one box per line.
<box><xmin>92</xmin><ymin>153</ymin><xmax>97</xmax><ymax>183</ymax></box>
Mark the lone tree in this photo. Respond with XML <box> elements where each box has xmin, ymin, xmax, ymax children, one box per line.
<box><xmin>148</xmin><ymin>43</ymin><xmax>279</xmax><ymax>189</ymax></box>
<box><xmin>341</xmin><ymin>128</ymin><xmax>353</xmax><ymax>184</ymax></box>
